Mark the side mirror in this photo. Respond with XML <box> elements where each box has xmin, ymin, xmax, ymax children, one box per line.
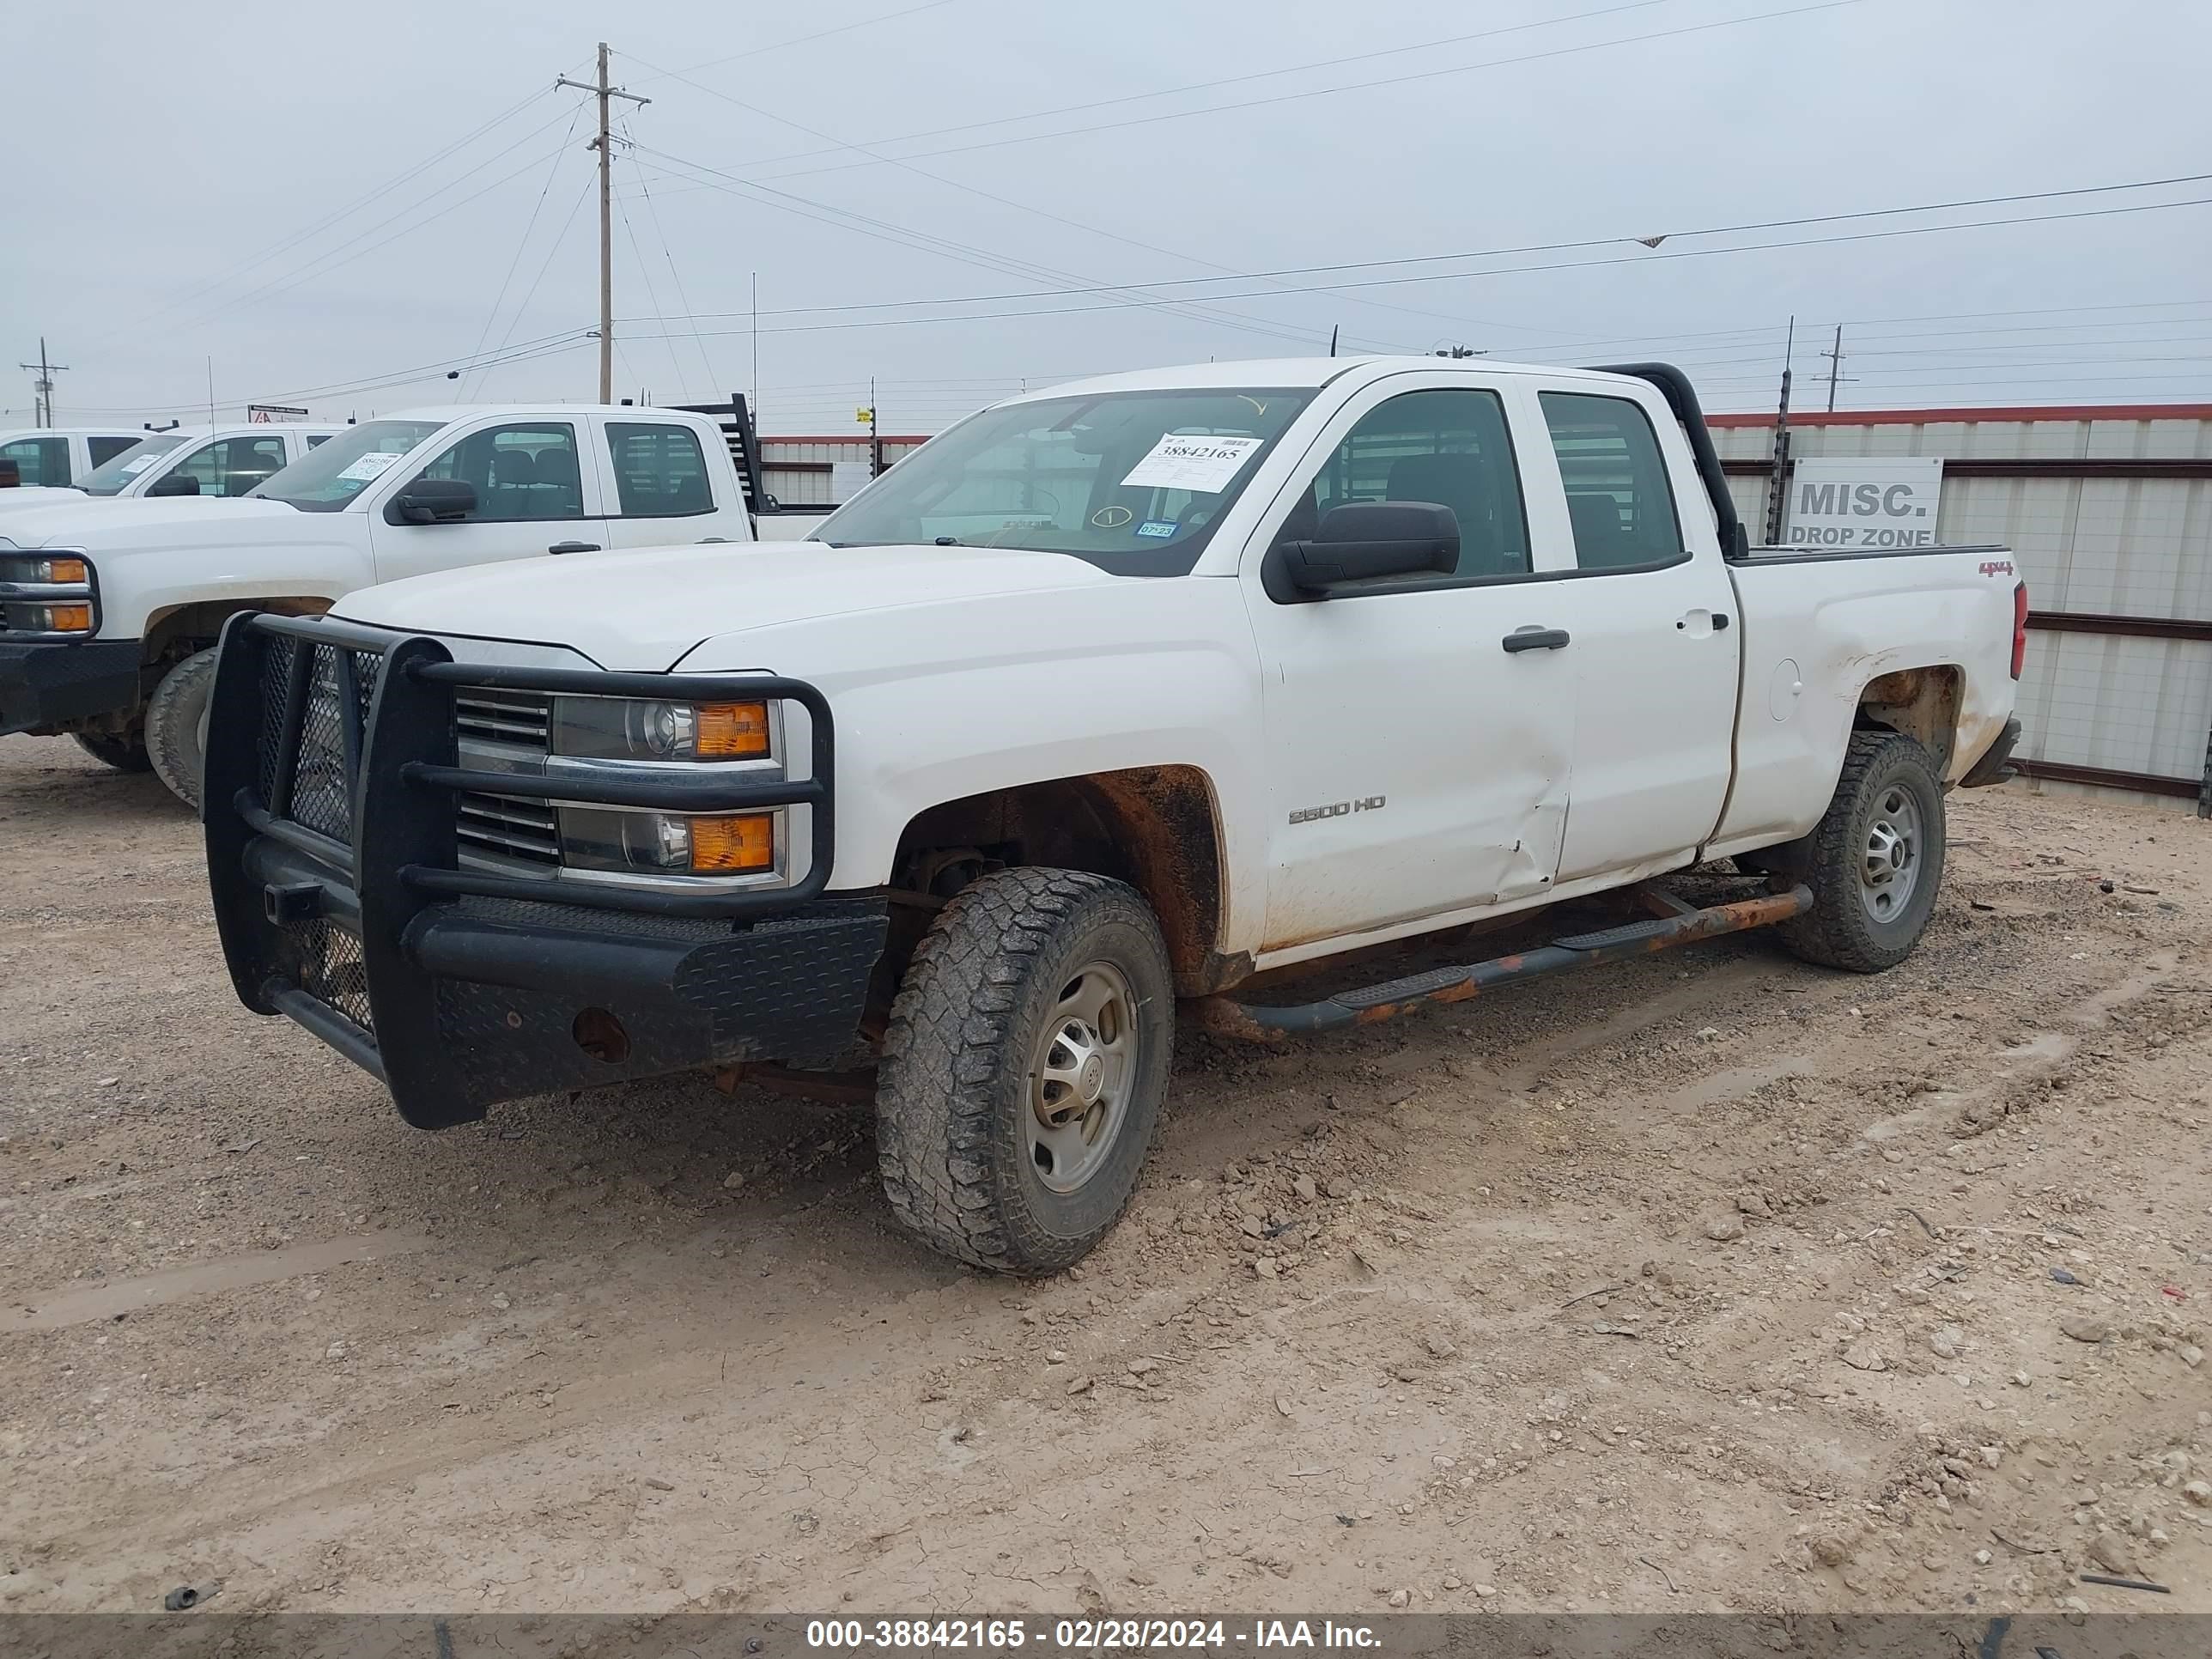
<box><xmin>386</xmin><ymin>477</ymin><xmax>477</xmax><ymax>525</ymax></box>
<box><xmin>145</xmin><ymin>472</ymin><xmax>202</xmax><ymax>496</ymax></box>
<box><xmin>1263</xmin><ymin>501</ymin><xmax>1459</xmax><ymax>602</ymax></box>
<box><xmin>0</xmin><ymin>460</ymin><xmax>18</xmax><ymax>488</ymax></box>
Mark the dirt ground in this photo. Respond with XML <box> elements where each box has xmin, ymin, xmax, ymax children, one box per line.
<box><xmin>3</xmin><ymin>731</ymin><xmax>2209</xmax><ymax>1620</ymax></box>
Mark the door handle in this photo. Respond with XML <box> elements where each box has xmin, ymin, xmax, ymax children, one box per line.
<box><xmin>547</xmin><ymin>541</ymin><xmax>602</xmax><ymax>555</ymax></box>
<box><xmin>1502</xmin><ymin>627</ymin><xmax>1571</xmax><ymax>653</ymax></box>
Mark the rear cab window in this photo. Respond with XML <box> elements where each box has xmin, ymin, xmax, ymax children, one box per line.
<box><xmin>1538</xmin><ymin>391</ymin><xmax>1686</xmax><ymax>572</ymax></box>
<box><xmin>87</xmin><ymin>435</ymin><xmax>140</xmax><ymax>466</ymax></box>
<box><xmin>605</xmin><ymin>422</ymin><xmax>713</xmax><ymax>517</ymax></box>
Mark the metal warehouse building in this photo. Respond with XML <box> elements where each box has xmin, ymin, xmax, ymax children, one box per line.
<box><xmin>1711</xmin><ymin>404</ymin><xmax>2212</xmax><ymax>815</ymax></box>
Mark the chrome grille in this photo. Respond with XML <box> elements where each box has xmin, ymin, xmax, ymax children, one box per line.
<box><xmin>454</xmin><ymin>689</ymin><xmax>550</xmax><ymax>751</ymax></box>
<box><xmin>453</xmin><ymin>689</ymin><xmax>556</xmax><ymax>870</ymax></box>
<box><xmin>455</xmin><ymin>792</ymin><xmax>560</xmax><ymax>866</ymax></box>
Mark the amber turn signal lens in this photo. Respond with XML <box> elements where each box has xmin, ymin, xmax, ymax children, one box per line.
<box><xmin>689</xmin><ymin>812</ymin><xmax>775</xmax><ymax>873</ymax></box>
<box><xmin>695</xmin><ymin>700</ymin><xmax>770</xmax><ymax>759</ymax></box>
<box><xmin>45</xmin><ymin>604</ymin><xmax>94</xmax><ymax>633</ymax></box>
<box><xmin>47</xmin><ymin>557</ymin><xmax>88</xmax><ymax>584</ymax></box>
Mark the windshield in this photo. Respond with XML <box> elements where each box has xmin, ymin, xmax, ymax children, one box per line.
<box><xmin>815</xmin><ymin>387</ymin><xmax>1316</xmax><ymax>575</ymax></box>
<box><xmin>253</xmin><ymin>419</ymin><xmax>443</xmax><ymax>512</ymax></box>
<box><xmin>76</xmin><ymin>434</ymin><xmax>188</xmax><ymax>495</ymax></box>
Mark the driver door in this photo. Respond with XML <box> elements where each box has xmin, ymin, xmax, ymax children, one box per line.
<box><xmin>1241</xmin><ymin>376</ymin><xmax>1578</xmax><ymax>952</ymax></box>
<box><xmin>368</xmin><ymin>420</ymin><xmax>605</xmax><ymax>585</ymax></box>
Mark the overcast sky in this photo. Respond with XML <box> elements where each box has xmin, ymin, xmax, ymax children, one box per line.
<box><xmin>7</xmin><ymin>0</ymin><xmax>2209</xmax><ymax>434</ymax></box>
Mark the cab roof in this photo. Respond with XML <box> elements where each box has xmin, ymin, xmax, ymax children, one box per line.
<box><xmin>1003</xmin><ymin>356</ymin><xmax>1646</xmax><ymax>403</ymax></box>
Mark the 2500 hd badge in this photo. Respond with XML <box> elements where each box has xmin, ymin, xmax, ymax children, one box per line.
<box><xmin>1288</xmin><ymin>795</ymin><xmax>1386</xmax><ymax>825</ymax></box>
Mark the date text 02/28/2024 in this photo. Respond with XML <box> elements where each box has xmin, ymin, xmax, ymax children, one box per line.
<box><xmin>805</xmin><ymin>1620</ymin><xmax>1382</xmax><ymax>1650</ymax></box>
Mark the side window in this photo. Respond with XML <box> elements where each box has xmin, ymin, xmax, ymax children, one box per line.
<box><xmin>304</xmin><ymin>433</ymin><xmax>331</xmax><ymax>448</ymax></box>
<box><xmin>174</xmin><ymin>436</ymin><xmax>292</xmax><ymax>497</ymax></box>
<box><xmin>1540</xmin><ymin>392</ymin><xmax>1685</xmax><ymax>572</ymax></box>
<box><xmin>411</xmin><ymin>423</ymin><xmax>582</xmax><ymax>523</ymax></box>
<box><xmin>1</xmin><ymin>436</ymin><xmax>70</xmax><ymax>485</ymax></box>
<box><xmin>1277</xmin><ymin>388</ymin><xmax>1529</xmax><ymax>581</ymax></box>
<box><xmin>88</xmin><ymin>435</ymin><xmax>140</xmax><ymax>466</ymax></box>
<box><xmin>605</xmin><ymin>422</ymin><xmax>713</xmax><ymax>517</ymax></box>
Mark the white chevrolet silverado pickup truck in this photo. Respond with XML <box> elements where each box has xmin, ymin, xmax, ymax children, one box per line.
<box><xmin>201</xmin><ymin>358</ymin><xmax>2026</xmax><ymax>1274</ymax></box>
<box><xmin>0</xmin><ymin>404</ymin><xmax>753</xmax><ymax>802</ymax></box>
<box><xmin>0</xmin><ymin>421</ymin><xmax>344</xmax><ymax>512</ymax></box>
<box><xmin>0</xmin><ymin>427</ymin><xmax>148</xmax><ymax>489</ymax></box>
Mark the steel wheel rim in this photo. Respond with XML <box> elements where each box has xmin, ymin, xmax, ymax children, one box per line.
<box><xmin>1858</xmin><ymin>784</ymin><xmax>1923</xmax><ymax>924</ymax></box>
<box><xmin>1024</xmin><ymin>960</ymin><xmax>1139</xmax><ymax>1194</ymax></box>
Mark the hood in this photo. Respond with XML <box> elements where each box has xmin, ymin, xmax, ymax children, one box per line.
<box><xmin>0</xmin><ymin>495</ymin><xmax>297</xmax><ymax>548</ymax></box>
<box><xmin>0</xmin><ymin>486</ymin><xmax>89</xmax><ymax>514</ymax></box>
<box><xmin>331</xmin><ymin>541</ymin><xmax>1118</xmax><ymax>670</ymax></box>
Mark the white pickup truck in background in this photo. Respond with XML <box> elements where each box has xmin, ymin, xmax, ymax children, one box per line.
<box><xmin>0</xmin><ymin>427</ymin><xmax>149</xmax><ymax>489</ymax></box>
<box><xmin>204</xmin><ymin>356</ymin><xmax>2027</xmax><ymax>1274</ymax></box>
<box><xmin>0</xmin><ymin>404</ymin><xmax>755</xmax><ymax>801</ymax></box>
<box><xmin>0</xmin><ymin>422</ymin><xmax>344</xmax><ymax>512</ymax></box>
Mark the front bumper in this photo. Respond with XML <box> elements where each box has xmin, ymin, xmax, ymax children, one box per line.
<box><xmin>204</xmin><ymin>611</ymin><xmax>884</xmax><ymax>1129</ymax></box>
<box><xmin>0</xmin><ymin>639</ymin><xmax>141</xmax><ymax>735</ymax></box>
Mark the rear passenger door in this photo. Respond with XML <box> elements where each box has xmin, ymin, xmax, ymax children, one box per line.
<box><xmin>368</xmin><ymin>419</ymin><xmax>605</xmax><ymax>585</ymax></box>
<box><xmin>597</xmin><ymin>419</ymin><xmax>726</xmax><ymax>548</ymax></box>
<box><xmin>1531</xmin><ymin>386</ymin><xmax>1739</xmax><ymax>882</ymax></box>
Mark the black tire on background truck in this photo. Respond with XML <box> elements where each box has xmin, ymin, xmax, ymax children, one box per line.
<box><xmin>72</xmin><ymin>731</ymin><xmax>151</xmax><ymax>772</ymax></box>
<box><xmin>1778</xmin><ymin>730</ymin><xmax>1947</xmax><ymax>973</ymax></box>
<box><xmin>145</xmin><ymin>646</ymin><xmax>220</xmax><ymax>810</ymax></box>
<box><xmin>876</xmin><ymin>866</ymin><xmax>1175</xmax><ymax>1274</ymax></box>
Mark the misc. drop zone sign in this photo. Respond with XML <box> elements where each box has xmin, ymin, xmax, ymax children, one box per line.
<box><xmin>1785</xmin><ymin>457</ymin><xmax>1943</xmax><ymax>548</ymax></box>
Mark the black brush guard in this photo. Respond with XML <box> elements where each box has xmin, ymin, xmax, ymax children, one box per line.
<box><xmin>204</xmin><ymin>611</ymin><xmax>885</xmax><ymax>1128</ymax></box>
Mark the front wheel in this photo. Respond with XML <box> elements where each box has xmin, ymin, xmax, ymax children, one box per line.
<box><xmin>1778</xmin><ymin>730</ymin><xmax>1947</xmax><ymax>973</ymax></box>
<box><xmin>875</xmin><ymin>867</ymin><xmax>1174</xmax><ymax>1274</ymax></box>
<box><xmin>72</xmin><ymin>729</ymin><xmax>150</xmax><ymax>772</ymax></box>
<box><xmin>146</xmin><ymin>647</ymin><xmax>219</xmax><ymax>810</ymax></box>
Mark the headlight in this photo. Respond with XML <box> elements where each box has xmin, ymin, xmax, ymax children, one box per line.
<box><xmin>0</xmin><ymin>550</ymin><xmax>96</xmax><ymax>636</ymax></box>
<box><xmin>557</xmin><ymin>806</ymin><xmax>776</xmax><ymax>875</ymax></box>
<box><xmin>550</xmin><ymin>696</ymin><xmax>769</xmax><ymax>761</ymax></box>
<box><xmin>12</xmin><ymin>603</ymin><xmax>94</xmax><ymax>634</ymax></box>
<box><xmin>0</xmin><ymin>556</ymin><xmax>88</xmax><ymax>584</ymax></box>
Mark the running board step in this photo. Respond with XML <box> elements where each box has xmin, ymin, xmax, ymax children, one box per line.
<box><xmin>1194</xmin><ymin>884</ymin><xmax>1813</xmax><ymax>1040</ymax></box>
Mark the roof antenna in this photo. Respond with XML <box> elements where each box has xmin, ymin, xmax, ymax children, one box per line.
<box><xmin>1328</xmin><ymin>325</ymin><xmax>1339</xmax><ymax>358</ymax></box>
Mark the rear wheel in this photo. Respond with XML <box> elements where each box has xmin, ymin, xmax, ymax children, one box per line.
<box><xmin>875</xmin><ymin>866</ymin><xmax>1173</xmax><ymax>1274</ymax></box>
<box><xmin>1778</xmin><ymin>730</ymin><xmax>1947</xmax><ymax>973</ymax></box>
<box><xmin>146</xmin><ymin>647</ymin><xmax>219</xmax><ymax>810</ymax></box>
<box><xmin>72</xmin><ymin>730</ymin><xmax>150</xmax><ymax>772</ymax></box>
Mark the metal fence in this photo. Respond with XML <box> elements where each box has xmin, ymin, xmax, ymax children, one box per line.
<box><xmin>1710</xmin><ymin>404</ymin><xmax>2212</xmax><ymax>815</ymax></box>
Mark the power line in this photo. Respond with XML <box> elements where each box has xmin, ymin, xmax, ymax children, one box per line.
<box><xmin>627</xmin><ymin>171</ymin><xmax>2212</xmax><ymax>322</ymax></box>
<box><xmin>629</xmin><ymin>143</ymin><xmax>1392</xmax><ymax>353</ymax></box>
<box><xmin>631</xmin><ymin>0</ymin><xmax>969</xmax><ymax>82</ymax></box>
<box><xmin>476</xmin><ymin>172</ymin><xmax>600</xmax><ymax>398</ymax></box>
<box><xmin>79</xmin><ymin>85</ymin><xmax>556</xmax><ymax>351</ymax></box>
<box><xmin>459</xmin><ymin>102</ymin><xmax>586</xmax><ymax>404</ymax></box>
<box><xmin>662</xmin><ymin>0</ymin><xmax>1864</xmax><ymax>186</ymax></box>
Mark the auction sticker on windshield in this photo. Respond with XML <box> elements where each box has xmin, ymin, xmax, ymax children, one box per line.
<box><xmin>120</xmin><ymin>455</ymin><xmax>161</xmax><ymax>475</ymax></box>
<box><xmin>1120</xmin><ymin>434</ymin><xmax>1263</xmax><ymax>495</ymax></box>
<box><xmin>337</xmin><ymin>452</ymin><xmax>405</xmax><ymax>483</ymax></box>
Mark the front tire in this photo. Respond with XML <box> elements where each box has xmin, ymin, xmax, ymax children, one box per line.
<box><xmin>146</xmin><ymin>647</ymin><xmax>219</xmax><ymax>810</ymax></box>
<box><xmin>1778</xmin><ymin>730</ymin><xmax>1947</xmax><ymax>973</ymax></box>
<box><xmin>876</xmin><ymin>867</ymin><xmax>1174</xmax><ymax>1274</ymax></box>
<box><xmin>72</xmin><ymin>730</ymin><xmax>151</xmax><ymax>772</ymax></box>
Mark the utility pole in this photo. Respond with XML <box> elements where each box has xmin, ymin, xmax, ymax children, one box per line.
<box><xmin>1822</xmin><ymin>324</ymin><xmax>1846</xmax><ymax>413</ymax></box>
<box><xmin>18</xmin><ymin>337</ymin><xmax>67</xmax><ymax>426</ymax></box>
<box><xmin>556</xmin><ymin>45</ymin><xmax>649</xmax><ymax>404</ymax></box>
